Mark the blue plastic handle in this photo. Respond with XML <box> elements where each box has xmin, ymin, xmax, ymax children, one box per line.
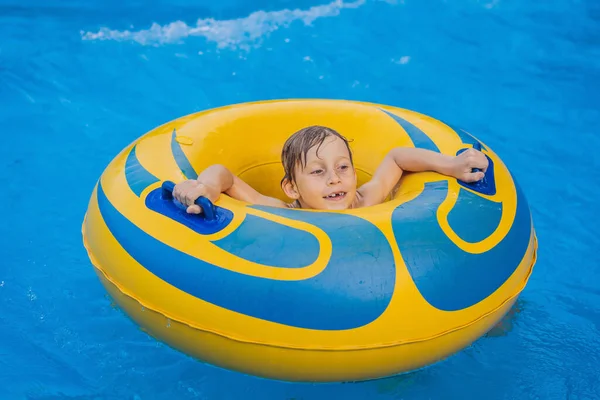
<box><xmin>456</xmin><ymin>141</ymin><xmax>496</xmax><ymax>195</ymax></box>
<box><xmin>472</xmin><ymin>142</ymin><xmax>482</xmax><ymax>173</ymax></box>
<box><xmin>161</xmin><ymin>181</ymin><xmax>216</xmax><ymax>221</ymax></box>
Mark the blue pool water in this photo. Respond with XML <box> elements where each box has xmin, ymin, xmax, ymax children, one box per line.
<box><xmin>1</xmin><ymin>0</ymin><xmax>599</xmax><ymax>398</ymax></box>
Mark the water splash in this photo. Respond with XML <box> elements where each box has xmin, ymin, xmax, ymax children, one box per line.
<box><xmin>80</xmin><ymin>0</ymin><xmax>366</xmax><ymax>49</ymax></box>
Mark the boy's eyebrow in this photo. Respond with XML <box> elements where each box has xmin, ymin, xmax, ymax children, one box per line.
<box><xmin>333</xmin><ymin>155</ymin><xmax>351</xmax><ymax>163</ymax></box>
<box><xmin>304</xmin><ymin>156</ymin><xmax>351</xmax><ymax>168</ymax></box>
<box><xmin>304</xmin><ymin>160</ymin><xmax>324</xmax><ymax>168</ymax></box>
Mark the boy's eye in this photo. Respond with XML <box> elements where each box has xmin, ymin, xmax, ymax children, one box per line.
<box><xmin>311</xmin><ymin>169</ymin><xmax>323</xmax><ymax>175</ymax></box>
<box><xmin>339</xmin><ymin>165</ymin><xmax>349</xmax><ymax>170</ymax></box>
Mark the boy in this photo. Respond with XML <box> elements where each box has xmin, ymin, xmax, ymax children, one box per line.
<box><xmin>173</xmin><ymin>125</ymin><xmax>488</xmax><ymax>214</ymax></box>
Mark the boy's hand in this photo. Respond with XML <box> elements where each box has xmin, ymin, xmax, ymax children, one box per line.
<box><xmin>173</xmin><ymin>180</ymin><xmax>220</xmax><ymax>214</ymax></box>
<box><xmin>449</xmin><ymin>148</ymin><xmax>489</xmax><ymax>183</ymax></box>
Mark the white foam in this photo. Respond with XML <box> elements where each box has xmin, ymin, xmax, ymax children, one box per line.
<box><xmin>392</xmin><ymin>55</ymin><xmax>410</xmax><ymax>64</ymax></box>
<box><xmin>80</xmin><ymin>0</ymin><xmax>365</xmax><ymax>48</ymax></box>
<box><xmin>483</xmin><ymin>0</ymin><xmax>500</xmax><ymax>9</ymax></box>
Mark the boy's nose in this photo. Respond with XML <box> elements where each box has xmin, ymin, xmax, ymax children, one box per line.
<box><xmin>327</xmin><ymin>171</ymin><xmax>341</xmax><ymax>185</ymax></box>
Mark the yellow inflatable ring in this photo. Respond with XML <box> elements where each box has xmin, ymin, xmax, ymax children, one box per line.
<box><xmin>82</xmin><ymin>99</ymin><xmax>537</xmax><ymax>383</ymax></box>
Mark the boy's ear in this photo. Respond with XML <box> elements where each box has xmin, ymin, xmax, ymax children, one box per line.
<box><xmin>281</xmin><ymin>178</ymin><xmax>300</xmax><ymax>199</ymax></box>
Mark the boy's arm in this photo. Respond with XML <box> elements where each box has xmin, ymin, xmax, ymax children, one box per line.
<box><xmin>225</xmin><ymin>173</ymin><xmax>288</xmax><ymax>208</ymax></box>
<box><xmin>173</xmin><ymin>164</ymin><xmax>287</xmax><ymax>214</ymax></box>
<box><xmin>357</xmin><ymin>147</ymin><xmax>488</xmax><ymax>207</ymax></box>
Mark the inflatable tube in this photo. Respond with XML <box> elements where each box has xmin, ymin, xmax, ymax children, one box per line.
<box><xmin>81</xmin><ymin>99</ymin><xmax>537</xmax><ymax>382</ymax></box>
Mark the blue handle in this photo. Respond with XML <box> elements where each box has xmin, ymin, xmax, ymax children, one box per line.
<box><xmin>472</xmin><ymin>142</ymin><xmax>482</xmax><ymax>173</ymax></box>
<box><xmin>161</xmin><ymin>181</ymin><xmax>216</xmax><ymax>221</ymax></box>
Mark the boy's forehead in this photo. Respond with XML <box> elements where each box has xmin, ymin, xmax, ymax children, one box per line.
<box><xmin>304</xmin><ymin>139</ymin><xmax>351</xmax><ymax>162</ymax></box>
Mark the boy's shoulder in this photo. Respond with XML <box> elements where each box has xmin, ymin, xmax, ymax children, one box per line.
<box><xmin>285</xmin><ymin>200</ymin><xmax>301</xmax><ymax>209</ymax></box>
<box><xmin>356</xmin><ymin>177</ymin><xmax>399</xmax><ymax>208</ymax></box>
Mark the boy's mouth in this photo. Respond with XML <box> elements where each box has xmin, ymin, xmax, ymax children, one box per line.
<box><xmin>324</xmin><ymin>191</ymin><xmax>346</xmax><ymax>200</ymax></box>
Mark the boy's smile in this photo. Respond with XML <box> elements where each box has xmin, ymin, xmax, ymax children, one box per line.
<box><xmin>324</xmin><ymin>191</ymin><xmax>347</xmax><ymax>201</ymax></box>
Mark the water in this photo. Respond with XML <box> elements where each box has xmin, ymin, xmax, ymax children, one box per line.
<box><xmin>1</xmin><ymin>0</ymin><xmax>599</xmax><ymax>398</ymax></box>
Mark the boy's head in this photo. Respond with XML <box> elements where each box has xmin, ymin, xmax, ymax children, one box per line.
<box><xmin>280</xmin><ymin>125</ymin><xmax>357</xmax><ymax>210</ymax></box>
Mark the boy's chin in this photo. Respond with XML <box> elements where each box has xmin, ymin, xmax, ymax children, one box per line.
<box><xmin>300</xmin><ymin>194</ymin><xmax>354</xmax><ymax>211</ymax></box>
<box><xmin>320</xmin><ymin>198</ymin><xmax>353</xmax><ymax>211</ymax></box>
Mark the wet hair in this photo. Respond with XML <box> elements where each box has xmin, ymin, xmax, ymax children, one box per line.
<box><xmin>281</xmin><ymin>125</ymin><xmax>353</xmax><ymax>184</ymax></box>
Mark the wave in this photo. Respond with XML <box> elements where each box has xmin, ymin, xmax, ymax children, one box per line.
<box><xmin>80</xmin><ymin>0</ymin><xmax>366</xmax><ymax>48</ymax></box>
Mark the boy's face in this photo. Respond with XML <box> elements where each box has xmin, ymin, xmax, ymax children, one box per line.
<box><xmin>283</xmin><ymin>135</ymin><xmax>357</xmax><ymax>210</ymax></box>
